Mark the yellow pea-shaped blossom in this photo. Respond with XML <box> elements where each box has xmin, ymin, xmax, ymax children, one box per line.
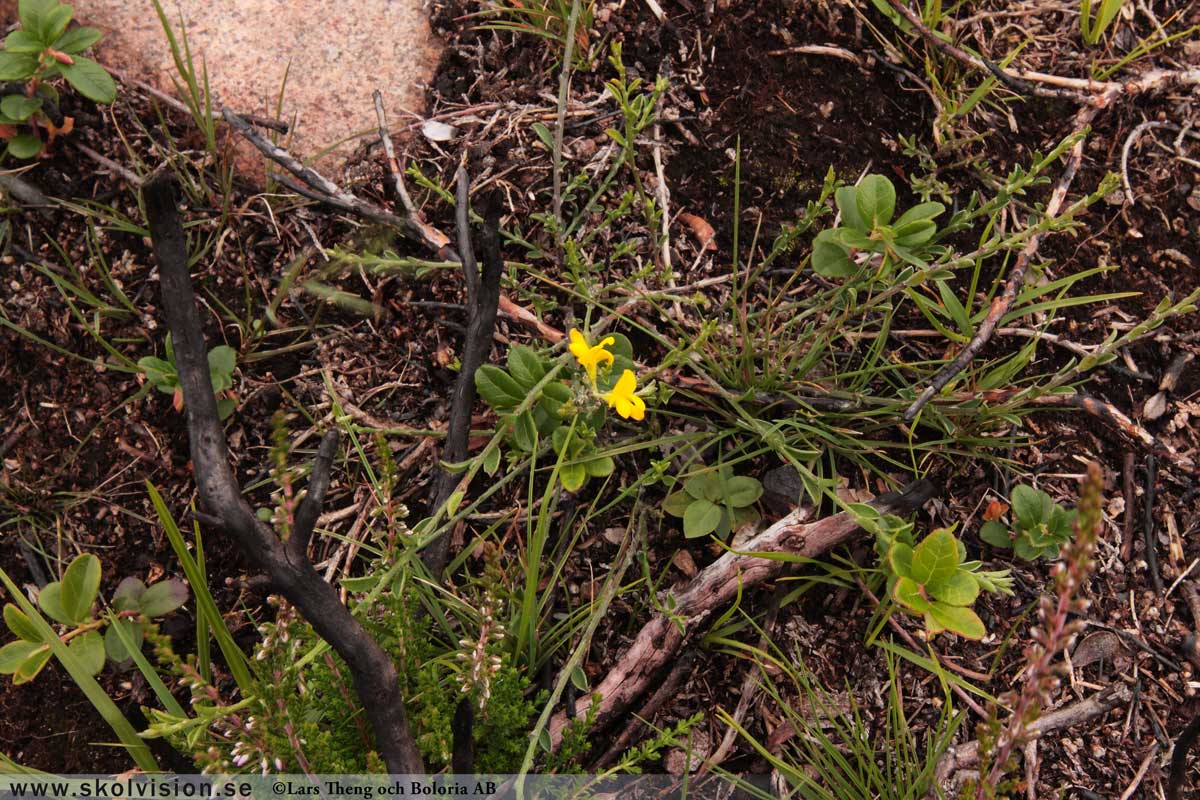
<box><xmin>603</xmin><ymin>369</ymin><xmax>645</xmax><ymax>421</ymax></box>
<box><xmin>568</xmin><ymin>328</ymin><xmax>614</xmax><ymax>387</ymax></box>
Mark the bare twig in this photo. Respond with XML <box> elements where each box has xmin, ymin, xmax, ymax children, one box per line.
<box><xmin>551</xmin><ymin>0</ymin><xmax>582</xmax><ymax>239</ymax></box>
<box><xmin>546</xmin><ymin>480</ymin><xmax>935</xmax><ymax>747</ymax></box>
<box><xmin>109</xmin><ymin>67</ymin><xmax>288</xmax><ymax>133</ymax></box>
<box><xmin>422</xmin><ymin>170</ymin><xmax>504</xmax><ymax>577</ymax></box>
<box><xmin>766</xmin><ymin>44</ymin><xmax>865</xmax><ymax>66</ymax></box>
<box><xmin>934</xmin><ymin>683</ymin><xmax>1131</xmax><ymax>795</ymax></box>
<box><xmin>372</xmin><ymin>90</ymin><xmax>452</xmax><ymax>254</ymax></box>
<box><xmin>1122</xmin><ymin>451</ymin><xmax>1137</xmax><ymax>562</ymax></box>
<box><xmin>905</xmin><ymin>104</ymin><xmax>1098</xmax><ymax>421</ymax></box>
<box><xmin>1026</xmin><ymin>393</ymin><xmax>1195</xmax><ymax>474</ymax></box>
<box><xmin>142</xmin><ymin>169</ymin><xmax>423</xmax><ymax>773</ymax></box>
<box><xmin>220</xmin><ymin>107</ymin><xmax>450</xmax><ymax>257</ymax></box>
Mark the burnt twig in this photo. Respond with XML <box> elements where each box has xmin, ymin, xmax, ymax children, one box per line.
<box><xmin>1144</xmin><ymin>454</ymin><xmax>1162</xmax><ymax>593</ymax></box>
<box><xmin>142</xmin><ymin>169</ymin><xmax>424</xmax><ymax>774</ymax></box>
<box><xmin>421</xmin><ymin>169</ymin><xmax>504</xmax><ymax>577</ymax></box>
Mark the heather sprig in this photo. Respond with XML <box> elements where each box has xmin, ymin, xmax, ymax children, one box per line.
<box><xmin>973</xmin><ymin>462</ymin><xmax>1104</xmax><ymax>799</ymax></box>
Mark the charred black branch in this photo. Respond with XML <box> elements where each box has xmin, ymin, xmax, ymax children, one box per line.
<box><xmin>288</xmin><ymin>430</ymin><xmax>338</xmax><ymax>562</ymax></box>
<box><xmin>422</xmin><ymin>170</ymin><xmax>504</xmax><ymax>577</ymax></box>
<box><xmin>142</xmin><ymin>169</ymin><xmax>424</xmax><ymax>774</ymax></box>
<box><xmin>451</xmin><ymin>697</ymin><xmax>474</xmax><ymax>774</ymax></box>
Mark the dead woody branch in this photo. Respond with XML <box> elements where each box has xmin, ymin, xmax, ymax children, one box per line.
<box><xmin>422</xmin><ymin>167</ymin><xmax>505</xmax><ymax>577</ymax></box>
<box><xmin>886</xmin><ymin>0</ymin><xmax>1200</xmax><ymax>421</ymax></box>
<box><xmin>142</xmin><ymin>169</ymin><xmax>424</xmax><ymax>774</ymax></box>
<box><xmin>546</xmin><ymin>479</ymin><xmax>936</xmax><ymax>747</ymax></box>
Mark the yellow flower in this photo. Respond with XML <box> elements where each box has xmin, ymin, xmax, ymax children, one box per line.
<box><xmin>603</xmin><ymin>369</ymin><xmax>645</xmax><ymax>421</ymax></box>
<box><xmin>568</xmin><ymin>328</ymin><xmax>614</xmax><ymax>387</ymax></box>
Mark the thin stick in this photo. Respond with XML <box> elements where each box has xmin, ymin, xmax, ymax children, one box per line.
<box><xmin>142</xmin><ymin>169</ymin><xmax>424</xmax><ymax>773</ymax></box>
<box><xmin>905</xmin><ymin>105</ymin><xmax>1098</xmax><ymax>421</ymax></box>
<box><xmin>372</xmin><ymin>90</ymin><xmax>451</xmax><ymax>254</ymax></box>
<box><xmin>551</xmin><ymin>0</ymin><xmax>582</xmax><ymax>238</ymax></box>
<box><xmin>546</xmin><ymin>480</ymin><xmax>935</xmax><ymax>747</ymax></box>
<box><xmin>421</xmin><ymin>173</ymin><xmax>504</xmax><ymax>577</ymax></box>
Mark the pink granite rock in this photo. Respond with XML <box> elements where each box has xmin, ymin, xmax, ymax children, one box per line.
<box><xmin>4</xmin><ymin>0</ymin><xmax>443</xmax><ymax>170</ymax></box>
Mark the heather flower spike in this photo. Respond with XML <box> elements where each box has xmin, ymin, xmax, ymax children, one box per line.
<box><xmin>604</xmin><ymin>369</ymin><xmax>645</xmax><ymax>421</ymax></box>
<box><xmin>568</xmin><ymin>328</ymin><xmax>615</xmax><ymax>387</ymax></box>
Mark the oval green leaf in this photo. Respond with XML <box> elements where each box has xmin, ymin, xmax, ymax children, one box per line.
<box><xmin>683</xmin><ymin>498</ymin><xmax>723</xmax><ymax>539</ymax></box>
<box><xmin>36</xmin><ymin>582</ymin><xmax>74</xmax><ymax>625</ymax></box>
<box><xmin>3</xmin><ymin>604</ymin><xmax>42</xmax><ymax>643</ymax></box>
<box><xmin>138</xmin><ymin>579</ymin><xmax>188</xmax><ymax>618</ymax></box>
<box><xmin>68</xmin><ymin>630</ymin><xmax>105</xmax><ymax>677</ymax></box>
<box><xmin>60</xmin><ymin>56</ymin><xmax>116</xmax><ymax>104</ymax></box>
<box><xmin>61</xmin><ymin>553</ymin><xmax>101</xmax><ymax>624</ymax></box>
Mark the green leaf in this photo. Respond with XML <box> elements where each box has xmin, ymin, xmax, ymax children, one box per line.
<box><xmin>662</xmin><ymin>490</ymin><xmax>692</xmax><ymax>518</ymax></box>
<box><xmin>59</xmin><ymin>55</ymin><xmax>116</xmax><ymax>104</ymax></box>
<box><xmin>979</xmin><ymin>520</ymin><xmax>1012</xmax><ymax>549</ymax></box>
<box><xmin>0</xmin><ymin>94</ymin><xmax>42</xmax><ymax>121</ymax></box>
<box><xmin>893</xmin><ymin>219</ymin><xmax>936</xmax><ymax>247</ymax></box>
<box><xmin>934</xmin><ymin>571</ymin><xmax>980</xmax><ymax>607</ymax></box>
<box><xmin>910</xmin><ymin>529</ymin><xmax>960</xmax><ymax>591</ymax></box>
<box><xmin>855</xmin><ymin>174</ymin><xmax>896</xmax><ymax>227</ymax></box>
<box><xmin>895</xmin><ymin>201</ymin><xmax>945</xmax><ymax>226</ymax></box>
<box><xmin>834</xmin><ymin>186</ymin><xmax>867</xmax><ymax>232</ymax></box>
<box><xmin>506</xmin><ymin>345</ymin><xmax>546</xmax><ymax>388</ymax></box>
<box><xmin>52</xmin><ymin>25</ymin><xmax>102</xmax><ymax>54</ymax></box>
<box><xmin>12</xmin><ymin>644</ymin><xmax>52</xmax><ymax>684</ymax></box>
<box><xmin>475</xmin><ymin>365</ymin><xmax>525</xmax><ymax>410</ymax></box>
<box><xmin>892</xmin><ymin>576</ymin><xmax>932</xmax><ymax>614</ymax></box>
<box><xmin>17</xmin><ymin>0</ymin><xmax>55</xmax><ymax>40</ymax></box>
<box><xmin>207</xmin><ymin>345</ymin><xmax>236</xmax><ymax>385</ymax></box>
<box><xmin>0</xmin><ymin>640</ymin><xmax>44</xmax><ymax>673</ymax></box>
<box><xmin>444</xmin><ymin>490</ymin><xmax>464</xmax><ymax>516</ymax></box>
<box><xmin>3</xmin><ymin>604</ymin><xmax>42</xmax><ymax>642</ymax></box>
<box><xmin>511</xmin><ymin>410</ymin><xmax>538</xmax><ymax>452</ymax></box>
<box><xmin>104</xmin><ymin>619</ymin><xmax>143</xmax><ymax>663</ymax></box>
<box><xmin>811</xmin><ymin>229</ymin><xmax>856</xmax><ymax>277</ymax></box>
<box><xmin>482</xmin><ymin>444</ymin><xmax>501</xmax><ymax>476</ymax></box>
<box><xmin>684</xmin><ymin>472</ymin><xmax>723</xmax><ymax>503</ymax></box>
<box><xmin>61</xmin><ymin>553</ymin><xmax>101</xmax><ymax>624</ymax></box>
<box><xmin>559</xmin><ymin>461</ymin><xmax>586</xmax><ymax>492</ymax></box>
<box><xmin>531</xmin><ymin>121</ymin><xmax>554</xmax><ymax>151</ymax></box>
<box><xmin>137</xmin><ymin>356</ymin><xmax>176</xmax><ymax>388</ymax></box>
<box><xmin>216</xmin><ymin>398</ymin><xmax>236</xmax><ymax>420</ymax></box>
<box><xmin>68</xmin><ymin>630</ymin><xmax>105</xmax><ymax>676</ymax></box>
<box><xmin>542</xmin><ymin>381</ymin><xmax>572</xmax><ymax>403</ymax></box>
<box><xmin>1013</xmin><ymin>537</ymin><xmax>1041</xmax><ymax>561</ymax></box>
<box><xmin>6</xmin><ymin>133</ymin><xmax>43</xmax><ymax>159</ymax></box>
<box><xmin>3</xmin><ymin>30</ymin><xmax>44</xmax><ymax>53</ymax></box>
<box><xmin>1011</xmin><ymin>485</ymin><xmax>1052</xmax><ymax>530</ymax></box>
<box><xmin>926</xmin><ymin>603</ymin><xmax>985</xmax><ymax>640</ymax></box>
<box><xmin>683</xmin><ymin>499</ymin><xmax>723</xmax><ymax>539</ymax></box>
<box><xmin>36</xmin><ymin>582</ymin><xmax>74</xmax><ymax>625</ymax></box>
<box><xmin>584</xmin><ymin>455</ymin><xmax>614</xmax><ymax>477</ymax></box>
<box><xmin>137</xmin><ymin>579</ymin><xmax>188</xmax><ymax>618</ymax></box>
<box><xmin>888</xmin><ymin>541</ymin><xmax>914</xmax><ymax>579</ymax></box>
<box><xmin>0</xmin><ymin>51</ymin><xmax>39</xmax><ymax>80</ymax></box>
<box><xmin>723</xmin><ymin>476</ymin><xmax>762</xmax><ymax>508</ymax></box>
<box><xmin>40</xmin><ymin>4</ymin><xmax>73</xmax><ymax>44</ymax></box>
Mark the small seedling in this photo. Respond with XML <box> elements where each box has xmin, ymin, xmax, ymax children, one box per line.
<box><xmin>811</xmin><ymin>174</ymin><xmax>945</xmax><ymax>278</ymax></box>
<box><xmin>0</xmin><ymin>553</ymin><xmax>188</xmax><ymax>684</ymax></box>
<box><xmin>979</xmin><ymin>484</ymin><xmax>1078</xmax><ymax>561</ymax></box>
<box><xmin>0</xmin><ymin>0</ymin><xmax>116</xmax><ymax>159</ymax></box>
<box><xmin>138</xmin><ymin>334</ymin><xmax>238</xmax><ymax>420</ymax></box>
<box><xmin>663</xmin><ymin>466</ymin><xmax>763</xmax><ymax>539</ymax></box>
<box><xmin>872</xmin><ymin>516</ymin><xmax>1012</xmax><ymax>640</ymax></box>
